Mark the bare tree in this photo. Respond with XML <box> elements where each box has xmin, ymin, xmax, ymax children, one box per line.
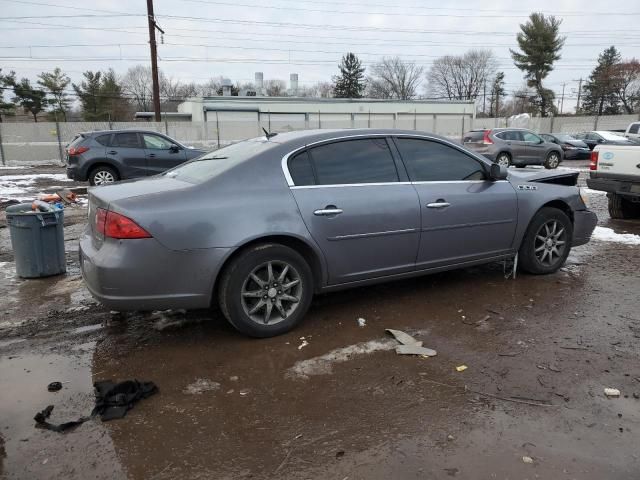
<box><xmin>615</xmin><ymin>59</ymin><xmax>640</xmax><ymax>113</ymax></box>
<box><xmin>198</xmin><ymin>77</ymin><xmax>224</xmax><ymax>96</ymax></box>
<box><xmin>366</xmin><ymin>57</ymin><xmax>423</xmax><ymax>100</ymax></box>
<box><xmin>121</xmin><ymin>65</ymin><xmax>154</xmax><ymax>112</ymax></box>
<box><xmin>298</xmin><ymin>81</ymin><xmax>334</xmax><ymax>98</ymax></box>
<box><xmin>426</xmin><ymin>49</ymin><xmax>496</xmax><ymax>101</ymax></box>
<box><xmin>264</xmin><ymin>79</ymin><xmax>286</xmax><ymax>97</ymax></box>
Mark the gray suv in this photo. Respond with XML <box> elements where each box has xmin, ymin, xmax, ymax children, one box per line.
<box><xmin>65</xmin><ymin>129</ymin><xmax>207</xmax><ymax>185</ymax></box>
<box><xmin>463</xmin><ymin>128</ymin><xmax>563</xmax><ymax>169</ymax></box>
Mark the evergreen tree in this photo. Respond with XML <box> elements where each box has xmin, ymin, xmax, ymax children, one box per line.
<box><xmin>99</xmin><ymin>69</ymin><xmax>130</xmax><ymax>121</ymax></box>
<box><xmin>510</xmin><ymin>13</ymin><xmax>565</xmax><ymax>117</ymax></box>
<box><xmin>38</xmin><ymin>67</ymin><xmax>70</xmax><ymax>121</ymax></box>
<box><xmin>333</xmin><ymin>53</ymin><xmax>366</xmax><ymax>98</ymax></box>
<box><xmin>581</xmin><ymin>46</ymin><xmax>622</xmax><ymax>115</ymax></box>
<box><xmin>13</xmin><ymin>78</ymin><xmax>47</xmax><ymax>122</ymax></box>
<box><xmin>72</xmin><ymin>71</ymin><xmax>103</xmax><ymax>120</ymax></box>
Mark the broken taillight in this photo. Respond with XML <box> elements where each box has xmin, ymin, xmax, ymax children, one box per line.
<box><xmin>482</xmin><ymin>130</ymin><xmax>493</xmax><ymax>145</ymax></box>
<box><xmin>95</xmin><ymin>208</ymin><xmax>151</xmax><ymax>239</ymax></box>
<box><xmin>590</xmin><ymin>150</ymin><xmax>599</xmax><ymax>171</ymax></box>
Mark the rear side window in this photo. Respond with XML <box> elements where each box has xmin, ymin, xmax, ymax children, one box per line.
<box><xmin>629</xmin><ymin>123</ymin><xmax>640</xmax><ymax>134</ymax></box>
<box><xmin>308</xmin><ymin>138</ymin><xmax>398</xmax><ymax>185</ymax></box>
<box><xmin>395</xmin><ymin>138</ymin><xmax>486</xmax><ymax>182</ymax></box>
<box><xmin>463</xmin><ymin>131</ymin><xmax>484</xmax><ymax>142</ymax></box>
<box><xmin>112</xmin><ymin>132</ymin><xmax>141</xmax><ymax>148</ymax></box>
<box><xmin>496</xmin><ymin>130</ymin><xmax>523</xmax><ymax>141</ymax></box>
<box><xmin>288</xmin><ymin>150</ymin><xmax>315</xmax><ymax>186</ymax></box>
<box><xmin>95</xmin><ymin>134</ymin><xmax>112</xmax><ymax>146</ymax></box>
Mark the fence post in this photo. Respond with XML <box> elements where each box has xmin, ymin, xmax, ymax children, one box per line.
<box><xmin>305</xmin><ymin>112</ymin><xmax>310</xmax><ymax>129</ymax></box>
<box><xmin>432</xmin><ymin>114</ymin><xmax>437</xmax><ymax>134</ymax></box>
<box><xmin>54</xmin><ymin>114</ymin><xmax>64</xmax><ymax>164</ymax></box>
<box><xmin>0</xmin><ymin>123</ymin><xmax>5</xmax><ymax>166</ymax></box>
<box><xmin>318</xmin><ymin>110</ymin><xmax>321</xmax><ymax>129</ymax></box>
<box><xmin>461</xmin><ymin>113</ymin><xmax>465</xmax><ymax>139</ymax></box>
<box><xmin>368</xmin><ymin>110</ymin><xmax>371</xmax><ymax>128</ymax></box>
<box><xmin>350</xmin><ymin>113</ymin><xmax>355</xmax><ymax>129</ymax></box>
<box><xmin>215</xmin><ymin>111</ymin><xmax>220</xmax><ymax>149</ymax></box>
<box><xmin>594</xmin><ymin>115</ymin><xmax>599</xmax><ymax>130</ymax></box>
<box><xmin>393</xmin><ymin>112</ymin><xmax>397</xmax><ymax>129</ymax></box>
<box><xmin>164</xmin><ymin>113</ymin><xmax>169</xmax><ymax>135</ymax></box>
<box><xmin>108</xmin><ymin>113</ymin><xmax>113</xmax><ymax>130</ymax></box>
<box><xmin>413</xmin><ymin>109</ymin><xmax>417</xmax><ymax>130</ymax></box>
<box><xmin>550</xmin><ymin>115</ymin><xmax>555</xmax><ymax>133</ymax></box>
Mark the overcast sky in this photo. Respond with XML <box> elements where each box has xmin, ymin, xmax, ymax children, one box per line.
<box><xmin>1</xmin><ymin>0</ymin><xmax>640</xmax><ymax>112</ymax></box>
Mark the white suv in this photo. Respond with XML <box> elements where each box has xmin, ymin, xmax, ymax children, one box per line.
<box><xmin>625</xmin><ymin>122</ymin><xmax>640</xmax><ymax>142</ymax></box>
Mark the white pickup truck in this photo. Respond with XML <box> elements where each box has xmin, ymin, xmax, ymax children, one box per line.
<box><xmin>587</xmin><ymin>144</ymin><xmax>640</xmax><ymax>219</ymax></box>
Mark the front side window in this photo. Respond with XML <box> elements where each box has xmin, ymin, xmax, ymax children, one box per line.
<box><xmin>523</xmin><ymin>132</ymin><xmax>542</xmax><ymax>143</ymax></box>
<box><xmin>143</xmin><ymin>134</ymin><xmax>174</xmax><ymax>150</ymax></box>
<box><xmin>113</xmin><ymin>132</ymin><xmax>141</xmax><ymax>148</ymax></box>
<box><xmin>395</xmin><ymin>138</ymin><xmax>486</xmax><ymax>182</ymax></box>
<box><xmin>308</xmin><ymin>138</ymin><xmax>398</xmax><ymax>185</ymax></box>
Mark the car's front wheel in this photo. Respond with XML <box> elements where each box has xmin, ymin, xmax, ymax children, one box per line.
<box><xmin>218</xmin><ymin>244</ymin><xmax>314</xmax><ymax>337</ymax></box>
<box><xmin>544</xmin><ymin>151</ymin><xmax>561</xmax><ymax>169</ymax></box>
<box><xmin>89</xmin><ymin>166</ymin><xmax>119</xmax><ymax>186</ymax></box>
<box><xmin>519</xmin><ymin>207</ymin><xmax>573</xmax><ymax>274</ymax></box>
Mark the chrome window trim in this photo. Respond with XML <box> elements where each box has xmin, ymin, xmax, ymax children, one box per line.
<box><xmin>281</xmin><ymin>132</ymin><xmax>489</xmax><ymax>187</ymax></box>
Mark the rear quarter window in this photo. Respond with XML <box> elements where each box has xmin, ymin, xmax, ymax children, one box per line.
<box><xmin>95</xmin><ymin>134</ymin><xmax>112</xmax><ymax>146</ymax></box>
<box><xmin>463</xmin><ymin>131</ymin><xmax>484</xmax><ymax>142</ymax></box>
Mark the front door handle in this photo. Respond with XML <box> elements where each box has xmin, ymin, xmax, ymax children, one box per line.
<box><xmin>426</xmin><ymin>201</ymin><xmax>451</xmax><ymax>209</ymax></box>
<box><xmin>148</xmin><ymin>153</ymin><xmax>156</xmax><ymax>158</ymax></box>
<box><xmin>314</xmin><ymin>207</ymin><xmax>343</xmax><ymax>216</ymax></box>
<box><xmin>107</xmin><ymin>150</ymin><xmax>117</xmax><ymax>155</ymax></box>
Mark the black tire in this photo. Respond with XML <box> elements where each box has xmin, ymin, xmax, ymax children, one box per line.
<box><xmin>608</xmin><ymin>193</ymin><xmax>640</xmax><ymax>219</ymax></box>
<box><xmin>89</xmin><ymin>165</ymin><xmax>119</xmax><ymax>186</ymax></box>
<box><xmin>495</xmin><ymin>152</ymin><xmax>511</xmax><ymax>168</ymax></box>
<box><xmin>218</xmin><ymin>243</ymin><xmax>314</xmax><ymax>337</ymax></box>
<box><xmin>544</xmin><ymin>151</ymin><xmax>561</xmax><ymax>169</ymax></box>
<box><xmin>518</xmin><ymin>207</ymin><xmax>573</xmax><ymax>275</ymax></box>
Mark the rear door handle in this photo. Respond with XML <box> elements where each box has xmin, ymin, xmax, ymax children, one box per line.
<box><xmin>107</xmin><ymin>150</ymin><xmax>117</xmax><ymax>155</ymax></box>
<box><xmin>148</xmin><ymin>153</ymin><xmax>156</xmax><ymax>158</ymax></box>
<box><xmin>426</xmin><ymin>202</ymin><xmax>451</xmax><ymax>209</ymax></box>
<box><xmin>314</xmin><ymin>208</ymin><xmax>343</xmax><ymax>216</ymax></box>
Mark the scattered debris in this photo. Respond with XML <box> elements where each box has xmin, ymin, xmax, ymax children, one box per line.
<box><xmin>47</xmin><ymin>382</ymin><xmax>62</xmax><ymax>392</ymax></box>
<box><xmin>183</xmin><ymin>378</ymin><xmax>221</xmax><ymax>395</ymax></box>
<box><xmin>151</xmin><ymin>309</ymin><xmax>188</xmax><ymax>331</ymax></box>
<box><xmin>395</xmin><ymin>344</ymin><xmax>437</xmax><ymax>356</ymax></box>
<box><xmin>456</xmin><ymin>365</ymin><xmax>468</xmax><ymax>372</ymax></box>
<box><xmin>385</xmin><ymin>329</ymin><xmax>422</xmax><ymax>346</ymax></box>
<box><xmin>447</xmin><ymin>434</ymin><xmax>455</xmax><ymax>441</ymax></box>
<box><xmin>298</xmin><ymin>337</ymin><xmax>309</xmax><ymax>350</ymax></box>
<box><xmin>335</xmin><ymin>450</ymin><xmax>345</xmax><ymax>458</ymax></box>
<box><xmin>522</xmin><ymin>456</ymin><xmax>534</xmax><ymax>464</ymax></box>
<box><xmin>604</xmin><ymin>388</ymin><xmax>621</xmax><ymax>398</ymax></box>
<box><xmin>239</xmin><ymin>389</ymin><xmax>250</xmax><ymax>396</ymax></box>
<box><xmin>357</xmin><ymin>317</ymin><xmax>366</xmax><ymax>327</ymax></box>
<box><xmin>229</xmin><ymin>376</ymin><xmax>239</xmax><ymax>382</ymax></box>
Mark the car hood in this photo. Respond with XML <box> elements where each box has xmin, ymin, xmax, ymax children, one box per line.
<box><xmin>508</xmin><ymin>169</ymin><xmax>579</xmax><ymax>186</ymax></box>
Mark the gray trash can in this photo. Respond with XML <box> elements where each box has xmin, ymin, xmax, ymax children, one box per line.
<box><xmin>6</xmin><ymin>203</ymin><xmax>66</xmax><ymax>278</ymax></box>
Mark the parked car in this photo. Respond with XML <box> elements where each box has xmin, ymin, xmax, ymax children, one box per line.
<box><xmin>540</xmin><ymin>133</ymin><xmax>591</xmax><ymax>160</ymax></box>
<box><xmin>624</xmin><ymin>121</ymin><xmax>640</xmax><ymax>142</ymax></box>
<box><xmin>463</xmin><ymin>128</ymin><xmax>563</xmax><ymax>169</ymax></box>
<box><xmin>586</xmin><ymin>144</ymin><xmax>640</xmax><ymax>219</ymax></box>
<box><xmin>572</xmin><ymin>131</ymin><xmax>636</xmax><ymax>150</ymax></box>
<box><xmin>80</xmin><ymin>129</ymin><xmax>597</xmax><ymax>337</ymax></box>
<box><xmin>65</xmin><ymin>130</ymin><xmax>207</xmax><ymax>185</ymax></box>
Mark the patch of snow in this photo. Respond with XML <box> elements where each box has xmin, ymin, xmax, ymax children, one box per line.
<box><xmin>592</xmin><ymin>226</ymin><xmax>640</xmax><ymax>245</ymax></box>
<box><xmin>183</xmin><ymin>378</ymin><xmax>221</xmax><ymax>395</ymax></box>
<box><xmin>582</xmin><ymin>188</ymin><xmax>606</xmax><ymax>195</ymax></box>
<box><xmin>0</xmin><ymin>166</ymin><xmax>30</xmax><ymax>170</ymax></box>
<box><xmin>286</xmin><ymin>338</ymin><xmax>397</xmax><ymax>379</ymax></box>
<box><xmin>1</xmin><ymin>173</ymin><xmax>72</xmax><ymax>182</ymax></box>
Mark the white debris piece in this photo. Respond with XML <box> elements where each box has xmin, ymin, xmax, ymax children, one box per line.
<box><xmin>522</xmin><ymin>456</ymin><xmax>534</xmax><ymax>464</ymax></box>
<box><xmin>385</xmin><ymin>329</ymin><xmax>422</xmax><ymax>346</ymax></box>
<box><xmin>357</xmin><ymin>318</ymin><xmax>366</xmax><ymax>327</ymax></box>
<box><xmin>604</xmin><ymin>388</ymin><xmax>621</xmax><ymax>398</ymax></box>
<box><xmin>298</xmin><ymin>337</ymin><xmax>309</xmax><ymax>350</ymax></box>
<box><xmin>386</xmin><ymin>328</ymin><xmax>437</xmax><ymax>356</ymax></box>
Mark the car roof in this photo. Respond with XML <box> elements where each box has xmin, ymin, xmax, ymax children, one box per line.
<box><xmin>81</xmin><ymin>129</ymin><xmax>170</xmax><ymax>136</ymax></box>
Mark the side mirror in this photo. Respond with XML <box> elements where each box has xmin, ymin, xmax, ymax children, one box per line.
<box><xmin>490</xmin><ymin>163</ymin><xmax>508</xmax><ymax>181</ymax></box>
<box><xmin>597</xmin><ymin>139</ymin><xmax>604</xmax><ymax>143</ymax></box>
<box><xmin>169</xmin><ymin>144</ymin><xmax>180</xmax><ymax>152</ymax></box>
<box><xmin>538</xmin><ymin>138</ymin><xmax>545</xmax><ymax>144</ymax></box>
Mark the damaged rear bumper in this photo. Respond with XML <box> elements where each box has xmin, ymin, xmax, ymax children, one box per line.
<box><xmin>572</xmin><ymin>210</ymin><xmax>598</xmax><ymax>247</ymax></box>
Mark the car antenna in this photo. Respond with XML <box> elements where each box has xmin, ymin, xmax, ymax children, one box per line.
<box><xmin>262</xmin><ymin>127</ymin><xmax>278</xmax><ymax>140</ymax></box>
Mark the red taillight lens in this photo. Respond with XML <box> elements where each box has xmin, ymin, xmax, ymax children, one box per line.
<box><xmin>68</xmin><ymin>146</ymin><xmax>89</xmax><ymax>155</ymax></box>
<box><xmin>482</xmin><ymin>130</ymin><xmax>493</xmax><ymax>145</ymax></box>
<box><xmin>95</xmin><ymin>208</ymin><xmax>151</xmax><ymax>239</ymax></box>
<box><xmin>590</xmin><ymin>150</ymin><xmax>599</xmax><ymax>171</ymax></box>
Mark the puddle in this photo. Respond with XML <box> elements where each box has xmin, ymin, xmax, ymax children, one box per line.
<box><xmin>0</xmin><ymin>350</ymin><xmax>125</xmax><ymax>479</ymax></box>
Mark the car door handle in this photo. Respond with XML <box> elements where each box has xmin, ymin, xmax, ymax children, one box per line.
<box><xmin>107</xmin><ymin>150</ymin><xmax>117</xmax><ymax>155</ymax></box>
<box><xmin>314</xmin><ymin>207</ymin><xmax>343</xmax><ymax>216</ymax></box>
<box><xmin>148</xmin><ymin>153</ymin><xmax>156</xmax><ymax>158</ymax></box>
<box><xmin>426</xmin><ymin>201</ymin><xmax>451</xmax><ymax>209</ymax></box>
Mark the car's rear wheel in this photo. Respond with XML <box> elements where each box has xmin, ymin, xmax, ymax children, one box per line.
<box><xmin>519</xmin><ymin>207</ymin><xmax>573</xmax><ymax>274</ymax></box>
<box><xmin>608</xmin><ymin>193</ymin><xmax>640</xmax><ymax>219</ymax></box>
<box><xmin>544</xmin><ymin>152</ymin><xmax>561</xmax><ymax>169</ymax></box>
<box><xmin>218</xmin><ymin>244</ymin><xmax>314</xmax><ymax>337</ymax></box>
<box><xmin>89</xmin><ymin>166</ymin><xmax>119</xmax><ymax>186</ymax></box>
<box><xmin>496</xmin><ymin>152</ymin><xmax>511</xmax><ymax>168</ymax></box>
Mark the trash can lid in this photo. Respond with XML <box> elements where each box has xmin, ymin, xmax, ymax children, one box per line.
<box><xmin>5</xmin><ymin>203</ymin><xmax>38</xmax><ymax>215</ymax></box>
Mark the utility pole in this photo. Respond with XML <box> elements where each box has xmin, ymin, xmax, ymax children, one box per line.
<box><xmin>574</xmin><ymin>78</ymin><xmax>583</xmax><ymax>114</ymax></box>
<box><xmin>146</xmin><ymin>0</ymin><xmax>164</xmax><ymax>122</ymax></box>
<box><xmin>559</xmin><ymin>82</ymin><xmax>566</xmax><ymax>115</ymax></box>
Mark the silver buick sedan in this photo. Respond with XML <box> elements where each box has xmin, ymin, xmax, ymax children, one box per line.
<box><xmin>80</xmin><ymin>129</ymin><xmax>597</xmax><ymax>337</ymax></box>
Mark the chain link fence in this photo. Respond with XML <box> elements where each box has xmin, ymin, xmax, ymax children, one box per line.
<box><xmin>0</xmin><ymin>112</ymin><xmax>638</xmax><ymax>165</ymax></box>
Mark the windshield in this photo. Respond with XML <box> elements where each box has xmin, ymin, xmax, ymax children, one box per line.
<box><xmin>598</xmin><ymin>131</ymin><xmax>627</xmax><ymax>141</ymax></box>
<box><xmin>164</xmin><ymin>139</ymin><xmax>274</xmax><ymax>183</ymax></box>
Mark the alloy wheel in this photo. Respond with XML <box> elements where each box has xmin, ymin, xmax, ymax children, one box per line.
<box><xmin>497</xmin><ymin>155</ymin><xmax>510</xmax><ymax>167</ymax></box>
<box><xmin>534</xmin><ymin>220</ymin><xmax>567</xmax><ymax>266</ymax></box>
<box><xmin>93</xmin><ymin>171</ymin><xmax>116</xmax><ymax>185</ymax></box>
<box><xmin>547</xmin><ymin>153</ymin><xmax>560</xmax><ymax>168</ymax></box>
<box><xmin>241</xmin><ymin>261</ymin><xmax>303</xmax><ymax>325</ymax></box>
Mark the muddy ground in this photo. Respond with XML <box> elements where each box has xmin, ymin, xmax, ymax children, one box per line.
<box><xmin>1</xmin><ymin>162</ymin><xmax>639</xmax><ymax>480</ymax></box>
